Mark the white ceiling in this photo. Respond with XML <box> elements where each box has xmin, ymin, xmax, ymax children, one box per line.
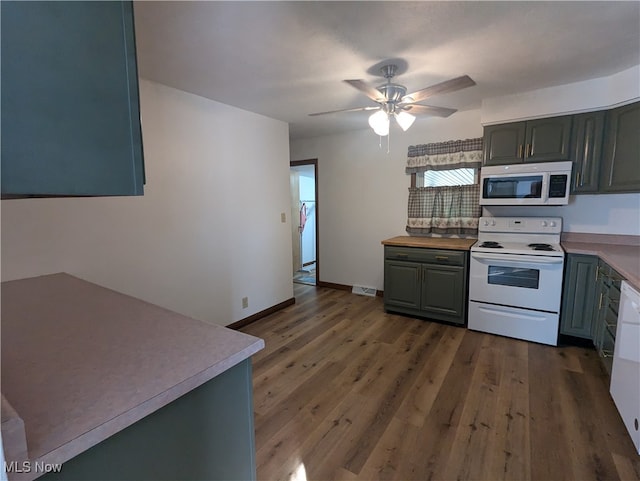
<box><xmin>133</xmin><ymin>1</ymin><xmax>640</xmax><ymax>140</ymax></box>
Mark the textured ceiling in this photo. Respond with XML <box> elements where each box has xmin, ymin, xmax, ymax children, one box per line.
<box><xmin>133</xmin><ymin>1</ymin><xmax>640</xmax><ymax>140</ymax></box>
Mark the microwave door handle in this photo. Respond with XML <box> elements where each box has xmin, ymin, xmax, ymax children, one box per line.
<box><xmin>541</xmin><ymin>175</ymin><xmax>549</xmax><ymax>203</ymax></box>
<box><xmin>472</xmin><ymin>252</ymin><xmax>564</xmax><ymax>264</ymax></box>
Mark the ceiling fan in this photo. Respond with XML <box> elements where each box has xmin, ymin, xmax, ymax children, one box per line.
<box><xmin>309</xmin><ymin>64</ymin><xmax>476</xmax><ymax>136</ymax></box>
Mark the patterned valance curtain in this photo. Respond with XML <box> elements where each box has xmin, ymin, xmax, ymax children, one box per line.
<box><xmin>406</xmin><ymin>137</ymin><xmax>483</xmax><ymax>236</ymax></box>
<box><xmin>406</xmin><ymin>138</ymin><xmax>483</xmax><ymax>174</ymax></box>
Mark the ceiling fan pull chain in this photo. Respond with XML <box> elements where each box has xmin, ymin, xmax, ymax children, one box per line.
<box><xmin>387</xmin><ymin>129</ymin><xmax>391</xmax><ymax>154</ymax></box>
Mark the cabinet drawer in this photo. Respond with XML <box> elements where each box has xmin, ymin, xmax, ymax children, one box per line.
<box><xmin>608</xmin><ymin>284</ymin><xmax>621</xmax><ymax>313</ymax></box>
<box><xmin>605</xmin><ymin>306</ymin><xmax>618</xmax><ymax>339</ymax></box>
<box><xmin>384</xmin><ymin>246</ymin><xmax>465</xmax><ymax>266</ymax></box>
<box><xmin>600</xmin><ymin>326</ymin><xmax>615</xmax><ymax>376</ymax></box>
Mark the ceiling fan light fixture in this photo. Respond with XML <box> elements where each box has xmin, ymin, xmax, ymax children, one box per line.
<box><xmin>395</xmin><ymin>111</ymin><xmax>416</xmax><ymax>131</ymax></box>
<box><xmin>368</xmin><ymin>110</ymin><xmax>389</xmax><ymax>136</ymax></box>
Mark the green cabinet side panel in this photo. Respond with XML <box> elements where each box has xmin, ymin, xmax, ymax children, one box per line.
<box><xmin>41</xmin><ymin>359</ymin><xmax>257</xmax><ymax>481</ymax></box>
<box><xmin>601</xmin><ymin>101</ymin><xmax>640</xmax><ymax>193</ymax></box>
<box><xmin>524</xmin><ymin>115</ymin><xmax>573</xmax><ymax>162</ymax></box>
<box><xmin>1</xmin><ymin>1</ymin><xmax>145</xmax><ymax>196</ymax></box>
<box><xmin>560</xmin><ymin>254</ymin><xmax>598</xmax><ymax>338</ymax></box>
<box><xmin>570</xmin><ymin>111</ymin><xmax>605</xmax><ymax>194</ymax></box>
<box><xmin>483</xmin><ymin>122</ymin><xmax>526</xmax><ymax>165</ymax></box>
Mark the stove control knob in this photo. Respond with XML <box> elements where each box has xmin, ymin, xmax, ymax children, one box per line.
<box><xmin>483</xmin><ymin>219</ymin><xmax>489</xmax><ymax>226</ymax></box>
<box><xmin>490</xmin><ymin>219</ymin><xmax>496</xmax><ymax>226</ymax></box>
<box><xmin>549</xmin><ymin>221</ymin><xmax>556</xmax><ymax>227</ymax></box>
<box><xmin>541</xmin><ymin>220</ymin><xmax>548</xmax><ymax>227</ymax></box>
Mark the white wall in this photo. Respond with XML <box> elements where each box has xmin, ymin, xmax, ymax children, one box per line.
<box><xmin>292</xmin><ymin>68</ymin><xmax>640</xmax><ymax>291</ymax></box>
<box><xmin>290</xmin><ymin>110</ymin><xmax>483</xmax><ymax>291</ymax></box>
<box><xmin>1</xmin><ymin>80</ymin><xmax>293</xmax><ymax>326</ymax></box>
<box><xmin>481</xmin><ymin>65</ymin><xmax>640</xmax><ymax>125</ymax></box>
<box><xmin>484</xmin><ymin>193</ymin><xmax>640</xmax><ymax>235</ymax></box>
<box><xmin>481</xmin><ymin>64</ymin><xmax>640</xmax><ymax>235</ymax></box>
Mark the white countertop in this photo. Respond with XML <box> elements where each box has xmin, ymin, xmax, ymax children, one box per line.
<box><xmin>1</xmin><ymin>273</ymin><xmax>264</xmax><ymax>480</ymax></box>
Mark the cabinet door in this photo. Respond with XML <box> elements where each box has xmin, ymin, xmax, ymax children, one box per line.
<box><xmin>524</xmin><ymin>116</ymin><xmax>573</xmax><ymax>163</ymax></box>
<box><xmin>570</xmin><ymin>111</ymin><xmax>605</xmax><ymax>194</ymax></box>
<box><xmin>1</xmin><ymin>1</ymin><xmax>145</xmax><ymax>197</ymax></box>
<box><xmin>601</xmin><ymin>102</ymin><xmax>640</xmax><ymax>193</ymax></box>
<box><xmin>420</xmin><ymin>264</ymin><xmax>465</xmax><ymax>323</ymax></box>
<box><xmin>384</xmin><ymin>260</ymin><xmax>421</xmax><ymax>310</ymax></box>
<box><xmin>560</xmin><ymin>254</ymin><xmax>598</xmax><ymax>338</ymax></box>
<box><xmin>483</xmin><ymin>122</ymin><xmax>526</xmax><ymax>165</ymax></box>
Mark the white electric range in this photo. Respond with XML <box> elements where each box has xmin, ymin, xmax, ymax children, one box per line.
<box><xmin>468</xmin><ymin>216</ymin><xmax>565</xmax><ymax>346</ymax></box>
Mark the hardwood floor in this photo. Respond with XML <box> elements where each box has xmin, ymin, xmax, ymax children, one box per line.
<box><xmin>241</xmin><ymin>285</ymin><xmax>640</xmax><ymax>481</ymax></box>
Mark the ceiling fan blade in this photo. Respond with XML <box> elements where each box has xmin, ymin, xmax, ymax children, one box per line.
<box><xmin>309</xmin><ymin>106</ymin><xmax>380</xmax><ymax>116</ymax></box>
<box><xmin>403</xmin><ymin>104</ymin><xmax>458</xmax><ymax>118</ymax></box>
<box><xmin>403</xmin><ymin>75</ymin><xmax>475</xmax><ymax>103</ymax></box>
<box><xmin>344</xmin><ymin>79</ymin><xmax>385</xmax><ymax>102</ymax></box>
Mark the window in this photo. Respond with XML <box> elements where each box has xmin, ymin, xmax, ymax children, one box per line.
<box><xmin>419</xmin><ymin>168</ymin><xmax>478</xmax><ymax>187</ymax></box>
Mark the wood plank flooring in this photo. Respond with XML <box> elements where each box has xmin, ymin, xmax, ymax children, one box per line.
<box><xmin>241</xmin><ymin>285</ymin><xmax>640</xmax><ymax>481</ymax></box>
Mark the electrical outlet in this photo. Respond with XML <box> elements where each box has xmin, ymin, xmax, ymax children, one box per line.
<box><xmin>281</xmin><ymin>212</ymin><xmax>286</xmax><ymax>223</ymax></box>
<box><xmin>242</xmin><ymin>297</ymin><xmax>248</xmax><ymax>309</ymax></box>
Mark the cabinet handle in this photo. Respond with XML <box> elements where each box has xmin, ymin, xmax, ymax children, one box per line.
<box><xmin>526</xmin><ymin>143</ymin><xmax>532</xmax><ymax>158</ymax></box>
<box><xmin>595</xmin><ymin>265</ymin><xmax>599</xmax><ymax>281</ymax></box>
<box><xmin>601</xmin><ymin>349</ymin><xmax>614</xmax><ymax>358</ymax></box>
<box><xmin>435</xmin><ymin>255</ymin><xmax>449</xmax><ymax>261</ymax></box>
<box><xmin>518</xmin><ymin>144</ymin><xmax>523</xmax><ymax>158</ymax></box>
<box><xmin>598</xmin><ymin>292</ymin><xmax>604</xmax><ymax>309</ymax></box>
<box><xmin>396</xmin><ymin>254</ymin><xmax>408</xmax><ymax>258</ymax></box>
<box><xmin>576</xmin><ymin>171</ymin><xmax>581</xmax><ymax>187</ymax></box>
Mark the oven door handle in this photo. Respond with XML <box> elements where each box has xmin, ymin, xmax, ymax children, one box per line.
<box><xmin>471</xmin><ymin>252</ymin><xmax>564</xmax><ymax>264</ymax></box>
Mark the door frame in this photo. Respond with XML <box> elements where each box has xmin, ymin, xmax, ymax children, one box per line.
<box><xmin>290</xmin><ymin>159</ymin><xmax>319</xmax><ymax>285</ymax></box>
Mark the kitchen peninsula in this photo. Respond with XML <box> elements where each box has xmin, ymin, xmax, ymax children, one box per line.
<box><xmin>1</xmin><ymin>273</ymin><xmax>264</xmax><ymax>481</ymax></box>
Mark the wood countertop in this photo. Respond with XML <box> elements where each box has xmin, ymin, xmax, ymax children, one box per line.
<box><xmin>561</xmin><ymin>233</ymin><xmax>640</xmax><ymax>291</ymax></box>
<box><xmin>1</xmin><ymin>273</ymin><xmax>264</xmax><ymax>480</ymax></box>
<box><xmin>381</xmin><ymin>236</ymin><xmax>477</xmax><ymax>250</ymax></box>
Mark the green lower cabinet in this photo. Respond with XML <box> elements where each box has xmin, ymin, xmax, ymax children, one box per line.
<box><xmin>420</xmin><ymin>264</ymin><xmax>465</xmax><ymax>320</ymax></box>
<box><xmin>559</xmin><ymin>254</ymin><xmax>598</xmax><ymax>338</ymax></box>
<box><xmin>40</xmin><ymin>359</ymin><xmax>257</xmax><ymax>481</ymax></box>
<box><xmin>384</xmin><ymin>260</ymin><xmax>421</xmax><ymax>310</ymax></box>
<box><xmin>383</xmin><ymin>246</ymin><xmax>468</xmax><ymax>325</ymax></box>
<box><xmin>562</xmin><ymin>254</ymin><xmax>625</xmax><ymax>377</ymax></box>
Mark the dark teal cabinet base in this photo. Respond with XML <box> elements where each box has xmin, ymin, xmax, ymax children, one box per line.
<box><xmin>383</xmin><ymin>246</ymin><xmax>468</xmax><ymax>326</ymax></box>
<box><xmin>559</xmin><ymin>254</ymin><xmax>598</xmax><ymax>338</ymax></box>
<box><xmin>41</xmin><ymin>359</ymin><xmax>256</xmax><ymax>481</ymax></box>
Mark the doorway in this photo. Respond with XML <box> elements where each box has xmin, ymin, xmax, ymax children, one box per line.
<box><xmin>290</xmin><ymin>159</ymin><xmax>318</xmax><ymax>286</ymax></box>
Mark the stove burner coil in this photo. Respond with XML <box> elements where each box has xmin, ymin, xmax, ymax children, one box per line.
<box><xmin>528</xmin><ymin>243</ymin><xmax>555</xmax><ymax>251</ymax></box>
<box><xmin>479</xmin><ymin>241</ymin><xmax>503</xmax><ymax>248</ymax></box>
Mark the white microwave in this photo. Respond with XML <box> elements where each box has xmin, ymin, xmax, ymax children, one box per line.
<box><xmin>480</xmin><ymin>161</ymin><xmax>572</xmax><ymax>206</ymax></box>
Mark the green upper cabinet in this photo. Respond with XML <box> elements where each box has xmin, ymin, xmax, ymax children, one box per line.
<box><xmin>570</xmin><ymin>111</ymin><xmax>605</xmax><ymax>194</ymax></box>
<box><xmin>524</xmin><ymin>116</ymin><xmax>573</xmax><ymax>163</ymax></box>
<box><xmin>600</xmin><ymin>101</ymin><xmax>640</xmax><ymax>193</ymax></box>
<box><xmin>483</xmin><ymin>116</ymin><xmax>572</xmax><ymax>165</ymax></box>
<box><xmin>1</xmin><ymin>1</ymin><xmax>145</xmax><ymax>197</ymax></box>
<box><xmin>482</xmin><ymin>122</ymin><xmax>526</xmax><ymax>165</ymax></box>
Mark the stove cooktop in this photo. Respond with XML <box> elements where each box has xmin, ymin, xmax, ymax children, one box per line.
<box><xmin>472</xmin><ymin>216</ymin><xmax>565</xmax><ymax>257</ymax></box>
<box><xmin>472</xmin><ymin>240</ymin><xmax>564</xmax><ymax>257</ymax></box>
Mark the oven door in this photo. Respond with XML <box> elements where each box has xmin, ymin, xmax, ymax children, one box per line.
<box><xmin>469</xmin><ymin>252</ymin><xmax>564</xmax><ymax>312</ymax></box>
